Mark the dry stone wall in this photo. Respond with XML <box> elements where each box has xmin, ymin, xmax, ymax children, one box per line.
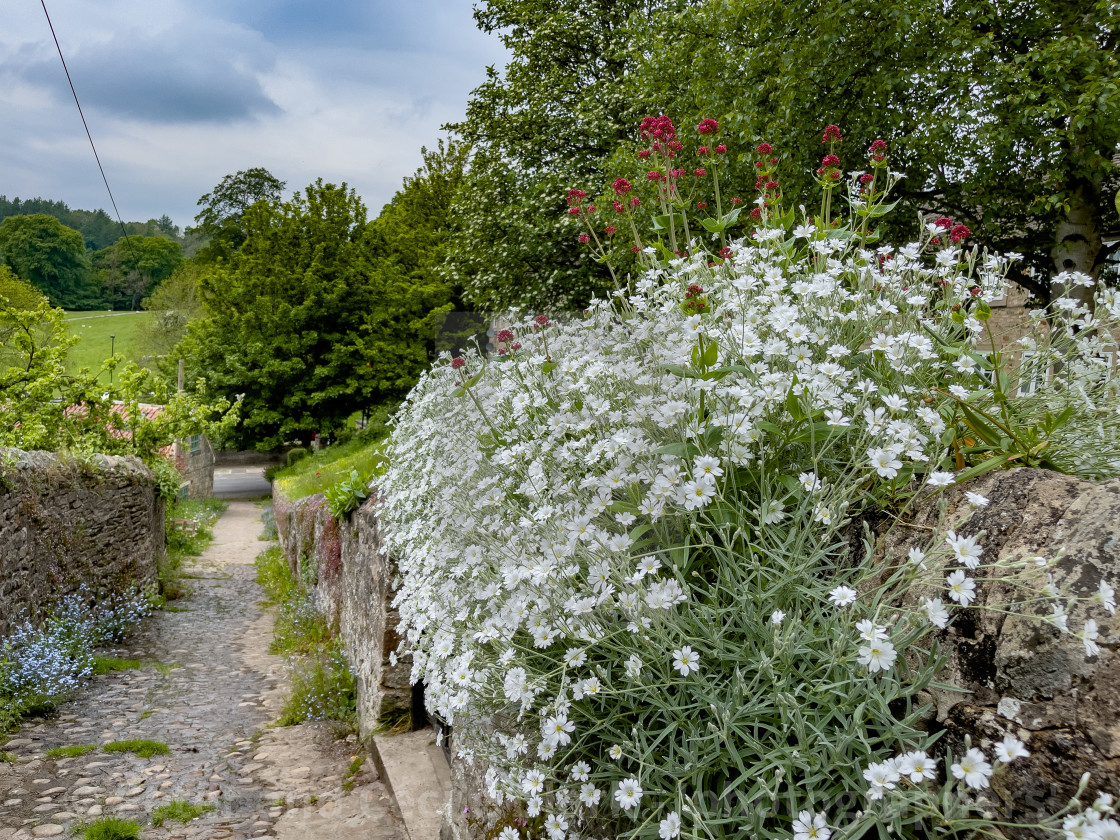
<box><xmin>0</xmin><ymin>448</ymin><xmax>164</xmax><ymax>638</ymax></box>
<box><xmin>273</xmin><ymin>487</ymin><xmax>412</xmax><ymax>741</ymax></box>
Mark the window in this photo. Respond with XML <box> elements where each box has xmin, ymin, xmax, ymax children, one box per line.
<box><xmin>1017</xmin><ymin>351</ymin><xmax>1046</xmax><ymax>396</ymax></box>
<box><xmin>189</xmin><ymin>434</ymin><xmax>201</xmax><ymax>453</ymax></box>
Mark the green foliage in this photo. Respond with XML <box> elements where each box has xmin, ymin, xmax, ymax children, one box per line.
<box><xmin>0</xmin><ymin>213</ymin><xmax>96</xmax><ymax>308</ymax></box>
<box><xmin>449</xmin><ymin>0</ymin><xmax>1120</xmax><ymax>309</ymax></box>
<box><xmin>255</xmin><ymin>546</ymin><xmax>298</xmax><ymax>604</ymax></box>
<box><xmin>45</xmin><ymin>743</ymin><xmax>98</xmax><ymax>758</ymax></box>
<box><xmin>286</xmin><ymin>447</ymin><xmax>308</xmax><ymax>467</ymax></box>
<box><xmin>0</xmin><ymin>299</ymin><xmax>239</xmax><ymax>489</ymax></box>
<box><xmin>140</xmin><ymin>262</ymin><xmax>207</xmax><ymax>362</ymax></box>
<box><xmin>151</xmin><ymin>799</ymin><xmax>216</xmax><ymax>827</ymax></box>
<box><xmin>92</xmin><ymin>235</ymin><xmax>183</xmax><ymax>311</ymax></box>
<box><xmin>277</xmin><ymin>640</ymin><xmax>357</xmax><ymax>727</ymax></box>
<box><xmin>272</xmin><ymin>436</ymin><xmax>387</xmax><ymax>501</ymax></box>
<box><xmin>79</xmin><ymin>816</ymin><xmax>143</xmax><ymax>840</ymax></box>
<box><xmin>323</xmin><ymin>468</ymin><xmax>371</xmax><ymax>519</ymax></box>
<box><xmin>160</xmin><ymin>498</ymin><xmax>226</xmax><ymax>600</ymax></box>
<box><xmin>189</xmin><ymin>167</ymin><xmax>286</xmax><ymax>263</ymax></box>
<box><xmin>0</xmin><ymin>195</ymin><xmax>183</xmax><ymax>251</ymax></box>
<box><xmin>0</xmin><ymin>750</ymin><xmax>16</xmax><ymax>763</ymax></box>
<box><xmin>91</xmin><ymin>657</ymin><xmax>142</xmax><ymax>675</ymax></box>
<box><xmin>0</xmin><ymin>265</ymin><xmax>46</xmax><ymax>309</ymax></box>
<box><xmin>102</xmin><ymin>739</ymin><xmax>170</xmax><ymax>758</ymax></box>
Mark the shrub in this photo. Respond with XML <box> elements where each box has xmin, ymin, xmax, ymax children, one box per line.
<box><xmin>151</xmin><ymin>799</ymin><xmax>215</xmax><ymax>826</ymax></box>
<box><xmin>287</xmin><ymin>446</ymin><xmax>309</xmax><ymax>467</ymax></box>
<box><xmin>380</xmin><ymin>124</ymin><xmax>1120</xmax><ymax>840</ymax></box>
<box><xmin>79</xmin><ymin>816</ymin><xmax>142</xmax><ymax>840</ymax></box>
<box><xmin>324</xmin><ymin>468</ymin><xmax>371</xmax><ymax>519</ymax></box>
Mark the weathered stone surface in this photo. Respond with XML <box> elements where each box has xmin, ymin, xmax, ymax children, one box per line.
<box><xmin>874</xmin><ymin>468</ymin><xmax>1120</xmax><ymax>829</ymax></box>
<box><xmin>274</xmin><ymin>487</ymin><xmax>413</xmax><ymax>741</ymax></box>
<box><xmin>0</xmin><ymin>448</ymin><xmax>164</xmax><ymax>637</ymax></box>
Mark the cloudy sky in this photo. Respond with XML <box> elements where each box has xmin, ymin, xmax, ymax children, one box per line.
<box><xmin>1</xmin><ymin>0</ymin><xmax>509</xmax><ymax>231</ymax></box>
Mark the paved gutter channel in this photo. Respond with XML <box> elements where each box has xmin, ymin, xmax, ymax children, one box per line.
<box><xmin>0</xmin><ymin>501</ymin><xmax>406</xmax><ymax>840</ymax></box>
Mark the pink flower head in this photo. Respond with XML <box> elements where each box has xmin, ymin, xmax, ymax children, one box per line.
<box><xmin>578</xmin><ymin>234</ymin><xmax>590</xmax><ymax>243</ymax></box>
<box><xmin>696</xmin><ymin>201</ymin><xmax>708</xmax><ymax>209</ymax></box>
<box><xmin>756</xmin><ymin>142</ymin><xmax>773</xmax><ymax>155</ymax></box>
<box><xmin>869</xmin><ymin>139</ymin><xmax>888</xmax><ymax>153</ymax></box>
<box><xmin>694</xmin><ymin>168</ymin><xmax>707</xmax><ymax>177</ymax></box>
<box><xmin>950</xmin><ymin>224</ymin><xmax>971</xmax><ymax>243</ymax></box>
<box><xmin>718</xmin><ymin>247</ymin><xmax>732</xmax><ymax>259</ymax></box>
<box><xmin>534</xmin><ymin>314</ymin><xmax>551</xmax><ymax>327</ymax></box>
<box><xmin>822</xmin><ymin>124</ymin><xmax>843</xmax><ymax>143</ymax></box>
<box><xmin>640</xmin><ymin>115</ymin><xmax>677</xmax><ymax>142</ymax></box>
<box><xmin>587</xmin><ymin>204</ymin><xmax>596</xmax><ymax>213</ymax></box>
<box><xmin>604</xmin><ymin>225</ymin><xmax>617</xmax><ymax>235</ymax></box>
<box><xmin>829</xmin><ymin>170</ymin><xmax>841</xmax><ymax>180</ymax></box>
<box><xmin>612</xmin><ymin>200</ymin><xmax>624</xmax><ymax>213</ymax></box>
<box><xmin>697</xmin><ymin>118</ymin><xmax>719</xmax><ymax>135</ymax></box>
<box><xmin>566</xmin><ymin>188</ymin><xmax>586</xmax><ymax>206</ymax></box>
<box><xmin>495</xmin><ymin>329</ymin><xmax>514</xmax><ymax>343</ymax></box>
<box><xmin>450</xmin><ymin>357</ymin><xmax>466</xmax><ymax>370</ymax></box>
<box><xmin>568</xmin><ymin>206</ymin><xmax>581</xmax><ymax>216</ymax></box>
<box><xmin>821</xmin><ymin>154</ymin><xmax>840</xmax><ymax>167</ymax></box>
<box><xmin>630</xmin><ymin>196</ymin><xmax>641</xmax><ymax>208</ymax></box>
<box><xmin>670</xmin><ymin>168</ymin><xmax>685</xmax><ymax>179</ymax></box>
<box><xmin>859</xmin><ymin>173</ymin><xmax>874</xmax><ymax>184</ymax></box>
<box><xmin>612</xmin><ymin>177</ymin><xmax>633</xmax><ymax>195</ymax></box>
<box><xmin>637</xmin><ymin>149</ymin><xmax>651</xmax><ymax>159</ymax></box>
<box><xmin>511</xmin><ymin>341</ymin><xmax>522</xmax><ymax>350</ymax></box>
<box><xmin>750</xmin><ymin>207</ymin><xmax>763</xmax><ymax>220</ymax></box>
<box><xmin>697</xmin><ymin>145</ymin><xmax>710</xmax><ymax>156</ymax></box>
<box><xmin>647</xmin><ymin>170</ymin><xmax>663</xmax><ymax>181</ymax></box>
<box><xmin>715</xmin><ymin>144</ymin><xmax>727</xmax><ymax>154</ymax></box>
<box><xmin>934</xmin><ymin>217</ymin><xmax>954</xmax><ymax>229</ymax></box>
<box><xmin>729</xmin><ymin>196</ymin><xmax>743</xmax><ymax>206</ymax></box>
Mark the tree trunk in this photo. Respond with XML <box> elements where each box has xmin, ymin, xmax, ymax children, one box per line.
<box><xmin>1050</xmin><ymin>176</ymin><xmax>1103</xmax><ymax>310</ymax></box>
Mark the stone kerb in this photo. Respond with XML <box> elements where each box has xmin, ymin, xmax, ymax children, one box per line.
<box><xmin>0</xmin><ymin>447</ymin><xmax>164</xmax><ymax>638</ymax></box>
<box><xmin>272</xmin><ymin>484</ymin><xmax>412</xmax><ymax>741</ymax></box>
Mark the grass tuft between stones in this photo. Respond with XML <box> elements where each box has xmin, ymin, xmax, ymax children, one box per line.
<box><xmin>91</xmin><ymin>657</ymin><xmax>142</xmax><ymax>675</ymax></box>
<box><xmin>151</xmin><ymin>799</ymin><xmax>216</xmax><ymax>827</ymax></box>
<box><xmin>79</xmin><ymin>815</ymin><xmax>143</xmax><ymax>840</ymax></box>
<box><xmin>46</xmin><ymin>744</ymin><xmax>98</xmax><ymax>758</ymax></box>
<box><xmin>102</xmin><ymin>739</ymin><xmax>170</xmax><ymax>758</ymax></box>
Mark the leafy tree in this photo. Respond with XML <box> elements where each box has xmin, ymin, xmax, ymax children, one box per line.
<box><xmin>188</xmin><ymin>168</ymin><xmax>286</xmax><ymax>263</ymax></box>
<box><xmin>443</xmin><ymin>0</ymin><xmax>692</xmax><ymax>312</ymax></box>
<box><xmin>140</xmin><ymin>262</ymin><xmax>207</xmax><ymax>361</ymax></box>
<box><xmin>92</xmin><ymin>236</ymin><xmax>183</xmax><ymax>311</ymax></box>
<box><xmin>0</xmin><ymin>214</ymin><xmax>96</xmax><ymax>308</ymax></box>
<box><xmin>176</xmin><ymin>180</ymin><xmax>422</xmax><ymax>448</ymax></box>
<box><xmin>0</xmin><ymin>265</ymin><xmax>49</xmax><ymax>371</ymax></box>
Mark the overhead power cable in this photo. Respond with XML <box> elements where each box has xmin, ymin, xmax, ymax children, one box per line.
<box><xmin>40</xmin><ymin>0</ymin><xmax>140</xmax><ymax>262</ymax></box>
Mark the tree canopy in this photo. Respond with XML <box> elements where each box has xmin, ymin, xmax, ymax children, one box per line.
<box><xmin>445</xmin><ymin>0</ymin><xmax>1120</xmax><ymax>310</ymax></box>
<box><xmin>0</xmin><ymin>214</ymin><xmax>96</xmax><ymax>308</ymax></box>
<box><xmin>188</xmin><ymin>167</ymin><xmax>286</xmax><ymax>263</ymax></box>
<box><xmin>92</xmin><ymin>235</ymin><xmax>183</xmax><ymax>311</ymax></box>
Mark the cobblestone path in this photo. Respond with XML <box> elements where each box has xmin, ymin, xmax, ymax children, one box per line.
<box><xmin>0</xmin><ymin>502</ymin><xmax>405</xmax><ymax>840</ymax></box>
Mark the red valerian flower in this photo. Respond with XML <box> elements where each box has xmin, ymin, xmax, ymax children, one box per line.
<box><xmin>495</xmin><ymin>329</ymin><xmax>514</xmax><ymax>343</ymax></box>
<box><xmin>534</xmin><ymin>314</ymin><xmax>551</xmax><ymax>327</ymax></box>
<box><xmin>729</xmin><ymin>197</ymin><xmax>743</xmax><ymax>206</ymax></box>
<box><xmin>630</xmin><ymin>197</ymin><xmax>641</xmax><ymax>208</ymax></box>
<box><xmin>756</xmin><ymin>142</ymin><xmax>773</xmax><ymax>155</ymax></box>
<box><xmin>821</xmin><ymin>154</ymin><xmax>840</xmax><ymax>167</ymax></box>
<box><xmin>715</xmin><ymin>144</ymin><xmax>727</xmax><ymax>154</ymax></box>
<box><xmin>604</xmin><ymin>225</ymin><xmax>617</xmax><ymax>235</ymax></box>
<box><xmin>718</xmin><ymin>247</ymin><xmax>733</xmax><ymax>259</ymax></box>
<box><xmin>950</xmin><ymin>224</ymin><xmax>971</xmax><ymax>243</ymax></box>
<box><xmin>870</xmin><ymin>139</ymin><xmax>889</xmax><ymax>153</ymax></box>
<box><xmin>450</xmin><ymin>357</ymin><xmax>466</xmax><ymax>369</ymax></box>
<box><xmin>694</xmin><ymin>168</ymin><xmax>706</xmax><ymax>177</ymax></box>
<box><xmin>612</xmin><ymin>177</ymin><xmax>632</xmax><ymax>195</ymax></box>
<box><xmin>697</xmin><ymin>146</ymin><xmax>710</xmax><ymax>156</ymax></box>
<box><xmin>822</xmin><ymin>124</ymin><xmax>843</xmax><ymax>143</ymax></box>
<box><xmin>859</xmin><ymin>173</ymin><xmax>875</xmax><ymax>184</ymax></box>
<box><xmin>750</xmin><ymin>207</ymin><xmax>763</xmax><ymax>220</ymax></box>
<box><xmin>568</xmin><ymin>207</ymin><xmax>581</xmax><ymax>216</ymax></box>
<box><xmin>612</xmin><ymin>201</ymin><xmax>624</xmax><ymax>213</ymax></box>
<box><xmin>934</xmin><ymin>217</ymin><xmax>954</xmax><ymax>229</ymax></box>
<box><xmin>696</xmin><ymin>202</ymin><xmax>708</xmax><ymax>209</ymax></box>
<box><xmin>647</xmin><ymin>170</ymin><xmax>663</xmax><ymax>181</ymax></box>
<box><xmin>697</xmin><ymin>118</ymin><xmax>719</xmax><ymax>135</ymax></box>
<box><xmin>637</xmin><ymin>149</ymin><xmax>651</xmax><ymax>159</ymax></box>
<box><xmin>578</xmin><ymin>234</ymin><xmax>590</xmax><ymax>243</ymax></box>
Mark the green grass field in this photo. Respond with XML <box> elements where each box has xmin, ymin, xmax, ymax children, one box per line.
<box><xmin>62</xmin><ymin>310</ymin><xmax>154</xmax><ymax>378</ymax></box>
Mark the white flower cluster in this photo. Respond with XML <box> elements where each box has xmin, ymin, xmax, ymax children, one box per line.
<box><xmin>380</xmin><ymin>230</ymin><xmax>1120</xmax><ymax>839</ymax></box>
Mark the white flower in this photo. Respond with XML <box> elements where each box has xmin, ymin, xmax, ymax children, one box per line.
<box><xmin>868</xmin><ymin>447</ymin><xmax>903</xmax><ymax>479</ymax></box>
<box><xmin>544</xmin><ymin>814</ymin><xmax>568</xmax><ymax>840</ymax></box>
<box><xmin>856</xmin><ymin>619</ymin><xmax>888</xmax><ymax>642</ymax></box>
<box><xmin>671</xmin><ymin>646</ymin><xmax>701</xmax><ymax>676</ymax></box>
<box><xmin>946</xmin><ymin>570</ymin><xmax>976</xmax><ymax>606</ymax></box>
<box><xmin>681</xmin><ymin>479</ymin><xmax>715</xmax><ymax>510</ymax></box>
<box><xmin>543</xmin><ymin>714</ymin><xmax>575</xmax><ymax>746</ymax></box>
<box><xmin>946</xmin><ymin>530</ymin><xmax>983</xmax><ymax>569</ymax></box>
<box><xmin>759</xmin><ymin>499</ymin><xmax>786</xmax><ymax>524</ymax></box>
<box><xmin>923</xmin><ymin>597</ymin><xmax>950</xmax><ymax>629</ymax></box>
<box><xmin>498</xmin><ymin>828</ymin><xmax>520</xmax><ymax>840</ymax></box>
<box><xmin>858</xmin><ymin>639</ymin><xmax>897</xmax><ymax>673</ymax></box>
<box><xmin>694</xmin><ymin>454</ymin><xmax>724</xmax><ymax>480</ymax></box>
<box><xmin>1099</xmin><ymin>579</ymin><xmax>1116</xmax><ymax>614</ymax></box>
<box><xmin>792</xmin><ymin>810</ymin><xmax>830</xmax><ymax>840</ymax></box>
<box><xmin>824</xmin><ymin>409</ymin><xmax>850</xmax><ymax>427</ymax></box>
<box><xmin>908</xmin><ymin>546</ymin><xmax>927</xmax><ymax>566</ymax></box>
<box><xmin>624</xmin><ymin>655</ymin><xmax>643</xmax><ymax>680</ymax></box>
<box><xmin>799</xmin><ymin>471</ymin><xmax>822</xmax><ymax>492</ymax></box>
<box><xmin>828</xmin><ymin>586</ymin><xmax>857</xmax><ymax>607</ymax></box>
<box><xmin>863</xmin><ymin>760</ymin><xmax>900</xmax><ymax>799</ymax></box>
<box><xmin>994</xmin><ymin>735</ymin><xmax>1030</xmax><ymax>763</ymax></box>
<box><xmin>578</xmin><ymin>783</ymin><xmax>601</xmax><ymax>807</ymax></box>
<box><xmin>522</xmin><ymin>769</ymin><xmax>546</xmax><ymax>796</ymax></box>
<box><xmin>614</xmin><ymin>778</ymin><xmax>643</xmax><ymax>810</ymax></box>
<box><xmin>608</xmin><ymin>744</ymin><xmax>624</xmax><ymax>760</ymax></box>
<box><xmin>926</xmin><ymin>471</ymin><xmax>955</xmax><ymax>487</ymax></box>
<box><xmin>965</xmin><ymin>491</ymin><xmax>990</xmax><ymax>507</ymax></box>
<box><xmin>771</xmin><ymin>609</ymin><xmax>786</xmax><ymax>625</ymax></box>
<box><xmin>570</xmin><ymin>761</ymin><xmax>590</xmax><ymax>782</ymax></box>
<box><xmin>1052</xmin><ymin>603</ymin><xmax>1069</xmax><ymax>633</ymax></box>
<box><xmin>951</xmin><ymin>747</ymin><xmax>993</xmax><ymax>789</ymax></box>
<box><xmin>898</xmin><ymin>750</ymin><xmax>937</xmax><ymax>782</ymax></box>
<box><xmin>659</xmin><ymin>811</ymin><xmax>682</xmax><ymax>840</ymax></box>
<box><xmin>1080</xmin><ymin>619</ymin><xmax>1100</xmax><ymax>657</ymax></box>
